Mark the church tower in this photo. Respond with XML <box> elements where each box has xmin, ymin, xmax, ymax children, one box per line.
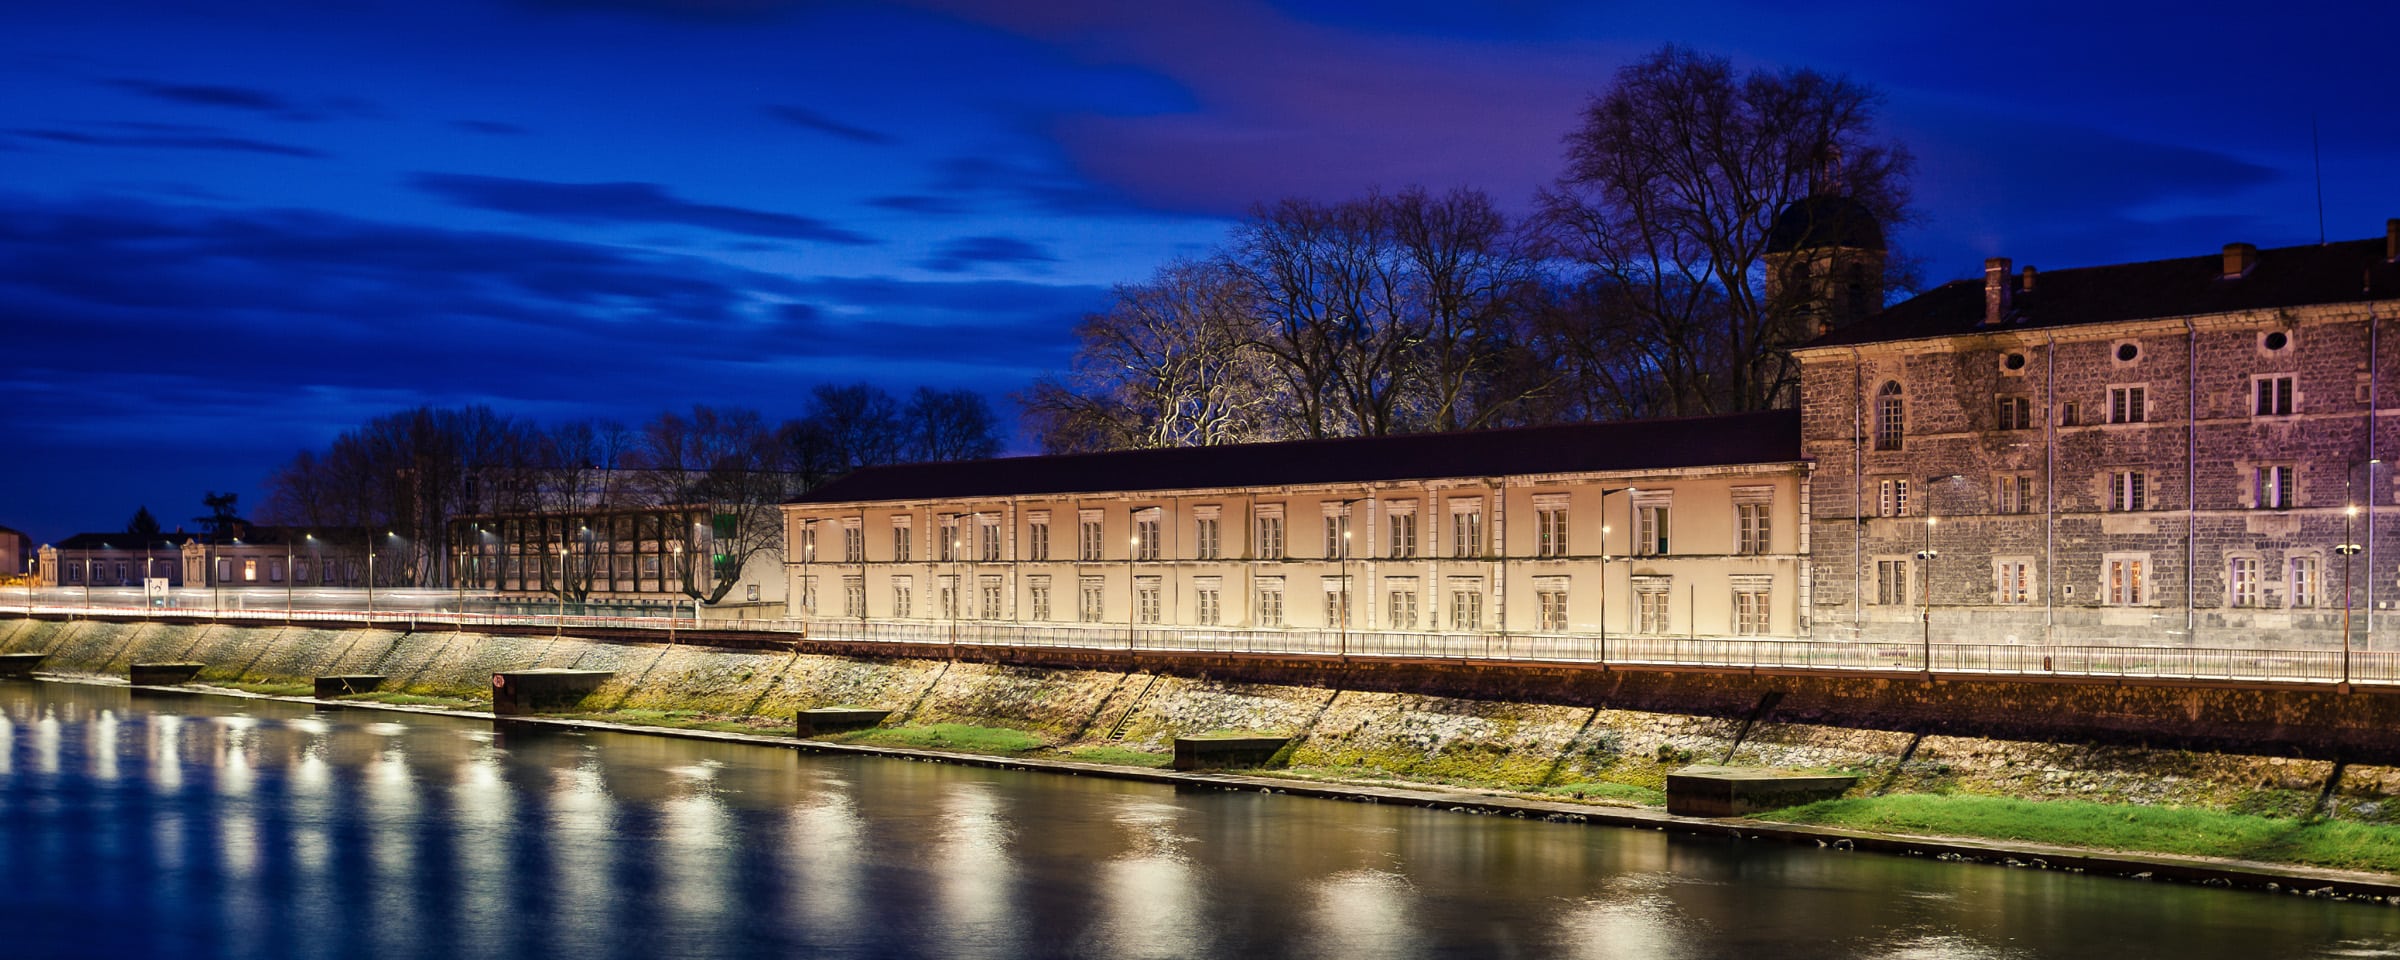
<box><xmin>1763</xmin><ymin>194</ymin><xmax>1886</xmax><ymax>341</ymax></box>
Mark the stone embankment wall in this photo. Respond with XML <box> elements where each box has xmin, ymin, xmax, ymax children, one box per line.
<box><xmin>5</xmin><ymin>617</ymin><xmax>2396</xmax><ymax>822</ymax></box>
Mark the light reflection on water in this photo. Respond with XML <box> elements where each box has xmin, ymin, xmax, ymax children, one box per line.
<box><xmin>1</xmin><ymin>680</ymin><xmax>2397</xmax><ymax>960</ymax></box>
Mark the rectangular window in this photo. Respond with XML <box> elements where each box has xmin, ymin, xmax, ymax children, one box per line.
<box><xmin>1536</xmin><ymin>503</ymin><xmax>1569</xmax><ymax>557</ymax></box>
<box><xmin>1875</xmin><ymin>559</ymin><xmax>1909</xmax><ymax>605</ymax></box>
<box><xmin>2255</xmin><ymin>375</ymin><xmax>2296</xmax><ymax>416</ymax></box>
<box><xmin>1635</xmin><ymin>582</ymin><xmax>1671</xmax><ymax>635</ymax></box>
<box><xmin>1255</xmin><ymin>513</ymin><xmax>1285</xmax><ymax>560</ymax></box>
<box><xmin>938</xmin><ymin>517</ymin><xmax>960</xmax><ymax>562</ymax></box>
<box><xmin>1448</xmin><ymin>585</ymin><xmax>1482</xmax><ymax>630</ymax></box>
<box><xmin>799</xmin><ymin>526</ymin><xmax>817</xmax><ymax>563</ymax></box>
<box><xmin>1256</xmin><ymin>580</ymin><xmax>1285</xmax><ymax>627</ymax></box>
<box><xmin>1536</xmin><ymin>584</ymin><xmax>1569</xmax><ymax>632</ymax></box>
<box><xmin>893</xmin><ymin>523</ymin><xmax>913</xmax><ymax>563</ymax></box>
<box><xmin>1324</xmin><ymin>513</ymin><xmax>1350</xmax><ymax>559</ymax></box>
<box><xmin>892</xmin><ymin>580</ymin><xmax>913</xmax><ymax>619</ymax></box>
<box><xmin>1079</xmin><ymin>578</ymin><xmax>1106</xmax><ymax>622</ymax></box>
<box><xmin>1134</xmin><ymin>512</ymin><xmax>1161</xmax><ymax>561</ymax></box>
<box><xmin>938</xmin><ymin>578</ymin><xmax>959</xmax><ymax>619</ymax></box>
<box><xmin>1027</xmin><ymin>519</ymin><xmax>1050</xmax><ymax>562</ymax></box>
<box><xmin>1635</xmin><ymin>505</ymin><xmax>1669</xmax><ymax>556</ymax></box>
<box><xmin>2060</xmin><ymin>400</ymin><xmax>2082</xmax><ymax>427</ymax></box>
<box><xmin>2109</xmin><ymin>385</ymin><xmax>2146</xmax><ymax>423</ymax></box>
<box><xmin>1195</xmin><ymin>582</ymin><xmax>1221</xmax><ymax>625</ymax></box>
<box><xmin>1387</xmin><ymin>585</ymin><xmax>1418</xmax><ymax>630</ymax></box>
<box><xmin>2230</xmin><ymin>557</ymin><xmax>2261</xmax><ymax>608</ymax></box>
<box><xmin>980</xmin><ymin>579</ymin><xmax>1003</xmax><ymax>619</ymax></box>
<box><xmin>1996</xmin><ymin>474</ymin><xmax>2035</xmax><ymax>515</ymax></box>
<box><xmin>843</xmin><ymin>525</ymin><xmax>864</xmax><ymax>563</ymax></box>
<box><xmin>294</xmin><ymin>558</ymin><xmax>311</xmax><ymax>582</ymax></box>
<box><xmin>2291</xmin><ymin>557</ymin><xmax>2319</xmax><ymax>607</ymax></box>
<box><xmin>1877</xmin><ymin>479</ymin><xmax>1911</xmax><ymax>518</ymax></box>
<box><xmin>2110</xmin><ymin>471</ymin><xmax>2148</xmax><ymax>511</ymax></box>
<box><xmin>1195</xmin><ymin>517</ymin><xmax>1221</xmax><ymax>560</ymax></box>
<box><xmin>1388</xmin><ymin>512</ymin><xmax>1417</xmax><ymax>559</ymax></box>
<box><xmin>243</xmin><ymin>559</ymin><xmax>257</xmax><ymax>582</ymax></box>
<box><xmin>1736</xmin><ymin>503</ymin><xmax>1770</xmax><ymax>555</ymax></box>
<box><xmin>1996</xmin><ymin>396</ymin><xmax>2033</xmax><ymax>430</ymax></box>
<box><xmin>2106</xmin><ymin>556</ymin><xmax>2147</xmax><ymax>606</ymax></box>
<box><xmin>2254</xmin><ymin>465</ymin><xmax>2295</xmax><ymax>509</ymax></box>
<box><xmin>1994</xmin><ymin>561</ymin><xmax>2031</xmax><ymax>604</ymax></box>
<box><xmin>1080</xmin><ymin>513</ymin><xmax>1104</xmax><ymax>562</ymax></box>
<box><xmin>1135</xmin><ymin>578</ymin><xmax>1161</xmax><ymax>624</ymax></box>
<box><xmin>1323</xmin><ymin>583</ymin><xmax>1350</xmax><ymax>628</ymax></box>
<box><xmin>981</xmin><ymin>519</ymin><xmax>1001</xmax><ymax>561</ymax></box>
<box><xmin>1450</xmin><ymin>506</ymin><xmax>1482</xmax><ymax>557</ymax></box>
<box><xmin>1029</xmin><ymin>578</ymin><xmax>1051</xmax><ymax>621</ymax></box>
<box><xmin>1732</xmin><ymin>587</ymin><xmax>1770</xmax><ymax>635</ymax></box>
<box><xmin>844</xmin><ymin>577</ymin><xmax>865</xmax><ymax>616</ymax></box>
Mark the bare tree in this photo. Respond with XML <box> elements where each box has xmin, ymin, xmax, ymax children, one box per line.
<box><xmin>803</xmin><ymin>383</ymin><xmax>908</xmax><ymax>474</ymax></box>
<box><xmin>1022</xmin><ymin>260</ymin><xmax>1285</xmax><ymax>451</ymax></box>
<box><xmin>637</xmin><ymin>405</ymin><xmax>790</xmax><ymax>605</ymax></box>
<box><xmin>904</xmin><ymin>388</ymin><xmax>1002</xmax><ymax>462</ymax></box>
<box><xmin>1538</xmin><ymin>45</ymin><xmax>1912</xmax><ymax>414</ymax></box>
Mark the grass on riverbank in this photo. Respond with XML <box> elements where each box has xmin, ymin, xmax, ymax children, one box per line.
<box><xmin>211</xmin><ymin>680</ymin><xmax>313</xmax><ymax>697</ymax></box>
<box><xmin>840</xmin><ymin>723</ymin><xmax>1046</xmax><ymax>754</ymax></box>
<box><xmin>1759</xmin><ymin>793</ymin><xmax>2400</xmax><ymax>875</ymax></box>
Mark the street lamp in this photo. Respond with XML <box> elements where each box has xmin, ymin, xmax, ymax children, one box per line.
<box><xmin>1334</xmin><ymin>497</ymin><xmax>1366</xmax><ymax>657</ymax></box>
<box><xmin>1127</xmin><ymin>520</ymin><xmax>1140</xmax><ymax>652</ymax></box>
<box><xmin>284</xmin><ymin>533</ymin><xmax>295</xmax><ymax>622</ymax></box>
<box><xmin>1918</xmin><ymin>474</ymin><xmax>1965</xmax><ymax>674</ymax></box>
<box><xmin>1596</xmin><ymin>486</ymin><xmax>1637</xmax><ymax>664</ymax></box>
<box><xmin>2340</xmin><ymin>504</ymin><xmax>2365</xmax><ymax>686</ymax></box>
<box><xmin>556</xmin><ymin>543</ymin><xmax>570</xmax><ymax>637</ymax></box>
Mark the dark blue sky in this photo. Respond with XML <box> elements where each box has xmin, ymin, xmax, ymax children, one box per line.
<box><xmin>4</xmin><ymin>0</ymin><xmax>2395</xmax><ymax>544</ymax></box>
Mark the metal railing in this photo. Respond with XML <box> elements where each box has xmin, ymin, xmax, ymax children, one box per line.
<box><xmin>5</xmin><ymin>597</ymin><xmax>2393</xmax><ymax>687</ymax></box>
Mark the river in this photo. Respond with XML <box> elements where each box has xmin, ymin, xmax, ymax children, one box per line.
<box><xmin>0</xmin><ymin>681</ymin><xmax>2393</xmax><ymax>959</ymax></box>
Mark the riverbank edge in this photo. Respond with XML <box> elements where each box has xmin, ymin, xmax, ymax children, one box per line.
<box><xmin>48</xmin><ymin>674</ymin><xmax>2400</xmax><ymax>905</ymax></box>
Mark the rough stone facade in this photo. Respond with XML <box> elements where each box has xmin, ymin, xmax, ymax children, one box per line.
<box><xmin>1798</xmin><ymin>235</ymin><xmax>2400</xmax><ymax>652</ymax></box>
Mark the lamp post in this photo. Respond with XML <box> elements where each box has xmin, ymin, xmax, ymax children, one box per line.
<box><xmin>2340</xmin><ymin>504</ymin><xmax>2364</xmax><ymax>687</ymax></box>
<box><xmin>951</xmin><ymin>513</ymin><xmax>966</xmax><ymax>646</ymax></box>
<box><xmin>669</xmin><ymin>540</ymin><xmax>683</xmax><ymax>643</ymax></box>
<box><xmin>1127</xmin><ymin>515</ymin><xmax>1140</xmax><ymax>653</ymax></box>
<box><xmin>1915</xmin><ymin>475</ymin><xmax>1966</xmax><ymax>674</ymax></box>
<box><xmin>1334</xmin><ymin>497</ymin><xmax>1366</xmax><ymax>657</ymax></box>
<box><xmin>556</xmin><ymin>543</ymin><xmax>570</xmax><ymax>637</ymax></box>
<box><xmin>1596</xmin><ymin>486</ymin><xmax>1637</xmax><ymax>665</ymax></box>
<box><xmin>285</xmin><ymin>534</ymin><xmax>295</xmax><ymax>622</ymax></box>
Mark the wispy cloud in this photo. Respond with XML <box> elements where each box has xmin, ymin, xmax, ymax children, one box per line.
<box><xmin>9</xmin><ymin>127</ymin><xmax>326</xmax><ymax>158</ymax></box>
<box><xmin>919</xmin><ymin>234</ymin><xmax>1059</xmax><ymax>273</ymax></box>
<box><xmin>411</xmin><ymin>172</ymin><xmax>878</xmax><ymax>244</ymax></box>
<box><xmin>764</xmin><ymin>105</ymin><xmax>895</xmax><ymax>145</ymax></box>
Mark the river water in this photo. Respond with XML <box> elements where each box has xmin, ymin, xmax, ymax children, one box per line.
<box><xmin>0</xmin><ymin>682</ymin><xmax>2394</xmax><ymax>959</ymax></box>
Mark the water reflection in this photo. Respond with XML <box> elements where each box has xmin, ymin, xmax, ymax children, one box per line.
<box><xmin>0</xmin><ymin>681</ymin><xmax>2396</xmax><ymax>960</ymax></box>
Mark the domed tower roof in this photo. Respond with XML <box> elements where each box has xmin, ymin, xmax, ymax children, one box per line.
<box><xmin>1766</xmin><ymin>195</ymin><xmax>1885</xmax><ymax>254</ymax></box>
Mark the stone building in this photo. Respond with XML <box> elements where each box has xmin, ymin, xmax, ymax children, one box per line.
<box><xmin>1795</xmin><ymin>221</ymin><xmax>2400</xmax><ymax>650</ymax></box>
<box><xmin>782</xmin><ymin>413</ymin><xmax>1809</xmax><ymax>646</ymax></box>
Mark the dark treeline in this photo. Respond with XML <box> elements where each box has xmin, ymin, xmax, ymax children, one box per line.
<box><xmin>1021</xmin><ymin>46</ymin><xmax>1915</xmax><ymax>452</ymax></box>
<box><xmin>256</xmin><ymin>383</ymin><xmax>998</xmax><ymax>598</ymax></box>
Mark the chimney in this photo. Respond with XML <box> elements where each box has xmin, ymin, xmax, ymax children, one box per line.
<box><xmin>2019</xmin><ymin>264</ymin><xmax>2037</xmax><ymax>295</ymax></box>
<box><xmin>2223</xmin><ymin>242</ymin><xmax>2257</xmax><ymax>278</ymax></box>
<box><xmin>2387</xmin><ymin>218</ymin><xmax>2398</xmax><ymax>261</ymax></box>
<box><xmin>1984</xmin><ymin>257</ymin><xmax>2011</xmax><ymax>325</ymax></box>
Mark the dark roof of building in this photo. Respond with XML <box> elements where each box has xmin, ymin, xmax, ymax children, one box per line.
<box><xmin>1766</xmin><ymin>195</ymin><xmax>1885</xmax><ymax>254</ymax></box>
<box><xmin>790</xmin><ymin>410</ymin><xmax>1802</xmax><ymax>506</ymax></box>
<box><xmin>54</xmin><ymin>532</ymin><xmax>203</xmax><ymax>550</ymax></box>
<box><xmin>1806</xmin><ymin>236</ymin><xmax>2400</xmax><ymax>349</ymax></box>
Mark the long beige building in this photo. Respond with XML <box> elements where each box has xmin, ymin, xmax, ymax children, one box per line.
<box><xmin>782</xmin><ymin>412</ymin><xmax>1808</xmax><ymax>650</ymax></box>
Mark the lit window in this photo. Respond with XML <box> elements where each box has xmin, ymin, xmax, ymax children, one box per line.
<box><xmin>1994</xmin><ymin>561</ymin><xmax>2030</xmax><ymax>604</ymax></box>
<box><xmin>1537</xmin><ymin>504</ymin><xmax>1570</xmax><ymax>557</ymax></box>
<box><xmin>2290</xmin><ymin>557</ymin><xmax>2319</xmax><ymax>607</ymax></box>
<box><xmin>1635</xmin><ymin>504</ymin><xmax>1669</xmax><ymax>556</ymax></box>
<box><xmin>2229</xmin><ymin>558</ymin><xmax>2261</xmax><ymax>608</ymax></box>
<box><xmin>1996</xmin><ymin>475</ymin><xmax>2035</xmax><ymax>515</ymax></box>
<box><xmin>2105</xmin><ymin>555</ymin><xmax>2147</xmax><ymax>606</ymax></box>
<box><xmin>1877</xmin><ymin>479</ymin><xmax>1911</xmax><ymax>518</ymax></box>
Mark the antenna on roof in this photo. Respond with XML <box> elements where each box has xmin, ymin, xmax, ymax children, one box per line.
<box><xmin>2312</xmin><ymin>115</ymin><xmax>2327</xmax><ymax>246</ymax></box>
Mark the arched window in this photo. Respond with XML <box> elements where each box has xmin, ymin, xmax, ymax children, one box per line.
<box><xmin>1874</xmin><ymin>381</ymin><xmax>1904</xmax><ymax>450</ymax></box>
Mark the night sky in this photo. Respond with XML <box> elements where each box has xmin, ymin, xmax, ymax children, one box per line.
<box><xmin>5</xmin><ymin>0</ymin><xmax>2395</xmax><ymax>544</ymax></box>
